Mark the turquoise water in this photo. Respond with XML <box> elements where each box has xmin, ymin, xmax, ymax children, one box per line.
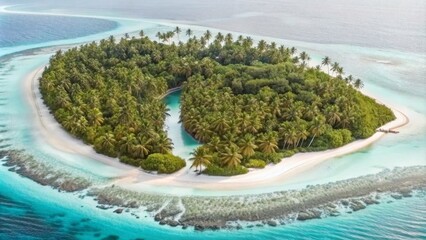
<box><xmin>164</xmin><ymin>91</ymin><xmax>200</xmax><ymax>160</ymax></box>
<box><xmin>0</xmin><ymin>1</ymin><xmax>425</xmax><ymax>239</ymax></box>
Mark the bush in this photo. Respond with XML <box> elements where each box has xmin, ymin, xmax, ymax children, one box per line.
<box><xmin>245</xmin><ymin>159</ymin><xmax>266</xmax><ymax>169</ymax></box>
<box><xmin>339</xmin><ymin>129</ymin><xmax>353</xmax><ymax>145</ymax></box>
<box><xmin>140</xmin><ymin>153</ymin><xmax>186</xmax><ymax>174</ymax></box>
<box><xmin>252</xmin><ymin>152</ymin><xmax>285</xmax><ymax>164</ymax></box>
<box><xmin>119</xmin><ymin>156</ymin><xmax>141</xmax><ymax>166</ymax></box>
<box><xmin>280</xmin><ymin>150</ymin><xmax>297</xmax><ymax>158</ymax></box>
<box><xmin>327</xmin><ymin>129</ymin><xmax>353</xmax><ymax>148</ymax></box>
<box><xmin>203</xmin><ymin>164</ymin><xmax>248</xmax><ymax>176</ymax></box>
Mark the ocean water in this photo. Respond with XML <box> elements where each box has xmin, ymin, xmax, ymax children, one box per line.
<box><xmin>0</xmin><ymin>14</ymin><xmax>117</xmax><ymax>48</ymax></box>
<box><xmin>0</xmin><ymin>1</ymin><xmax>425</xmax><ymax>239</ymax></box>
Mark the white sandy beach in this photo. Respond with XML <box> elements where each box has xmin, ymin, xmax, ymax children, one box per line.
<box><xmin>25</xmin><ymin>62</ymin><xmax>410</xmax><ymax>191</ymax></box>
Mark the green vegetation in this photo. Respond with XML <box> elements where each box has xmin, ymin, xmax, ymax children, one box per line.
<box><xmin>140</xmin><ymin>153</ymin><xmax>186</xmax><ymax>174</ymax></box>
<box><xmin>246</xmin><ymin>159</ymin><xmax>267</xmax><ymax>169</ymax></box>
<box><xmin>203</xmin><ymin>164</ymin><xmax>249</xmax><ymax>176</ymax></box>
<box><xmin>40</xmin><ymin>28</ymin><xmax>395</xmax><ymax>176</ymax></box>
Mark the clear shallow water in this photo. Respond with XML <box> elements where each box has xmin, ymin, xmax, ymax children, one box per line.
<box><xmin>164</xmin><ymin>91</ymin><xmax>200</xmax><ymax>160</ymax></box>
<box><xmin>0</xmin><ymin>1</ymin><xmax>425</xmax><ymax>239</ymax></box>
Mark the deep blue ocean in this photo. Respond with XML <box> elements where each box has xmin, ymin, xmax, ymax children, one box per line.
<box><xmin>0</xmin><ymin>1</ymin><xmax>425</xmax><ymax>239</ymax></box>
<box><xmin>0</xmin><ymin>14</ymin><xmax>117</xmax><ymax>48</ymax></box>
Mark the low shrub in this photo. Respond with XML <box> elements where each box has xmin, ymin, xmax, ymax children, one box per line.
<box><xmin>203</xmin><ymin>164</ymin><xmax>248</xmax><ymax>176</ymax></box>
<box><xmin>280</xmin><ymin>150</ymin><xmax>297</xmax><ymax>158</ymax></box>
<box><xmin>140</xmin><ymin>153</ymin><xmax>186</xmax><ymax>174</ymax></box>
<box><xmin>245</xmin><ymin>159</ymin><xmax>266</xmax><ymax>169</ymax></box>
<box><xmin>119</xmin><ymin>156</ymin><xmax>141</xmax><ymax>166</ymax></box>
<box><xmin>251</xmin><ymin>152</ymin><xmax>285</xmax><ymax>164</ymax></box>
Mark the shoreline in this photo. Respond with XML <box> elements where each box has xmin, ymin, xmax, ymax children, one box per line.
<box><xmin>25</xmin><ymin>61</ymin><xmax>409</xmax><ymax>191</ymax></box>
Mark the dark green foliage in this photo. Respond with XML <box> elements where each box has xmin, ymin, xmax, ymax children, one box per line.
<box><xmin>119</xmin><ymin>156</ymin><xmax>141</xmax><ymax>166</ymax></box>
<box><xmin>313</xmin><ymin>129</ymin><xmax>353</xmax><ymax>148</ymax></box>
<box><xmin>251</xmin><ymin>152</ymin><xmax>287</xmax><ymax>164</ymax></box>
<box><xmin>140</xmin><ymin>153</ymin><xmax>186</xmax><ymax>174</ymax></box>
<box><xmin>40</xmin><ymin>29</ymin><xmax>395</xmax><ymax>176</ymax></box>
<box><xmin>203</xmin><ymin>164</ymin><xmax>248</xmax><ymax>176</ymax></box>
<box><xmin>245</xmin><ymin>159</ymin><xmax>267</xmax><ymax>169</ymax></box>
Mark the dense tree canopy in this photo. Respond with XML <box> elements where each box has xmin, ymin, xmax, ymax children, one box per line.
<box><xmin>40</xmin><ymin>29</ymin><xmax>394</xmax><ymax>175</ymax></box>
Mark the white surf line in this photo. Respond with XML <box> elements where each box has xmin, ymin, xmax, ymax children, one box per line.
<box><xmin>0</xmin><ymin>5</ymin><xmax>153</xmax><ymax>23</ymax></box>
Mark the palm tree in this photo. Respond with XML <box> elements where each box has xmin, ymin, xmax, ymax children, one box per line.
<box><xmin>299</xmin><ymin>51</ymin><xmax>310</xmax><ymax>68</ymax></box>
<box><xmin>290</xmin><ymin>47</ymin><xmax>297</xmax><ymax>55</ymax></box>
<box><xmin>286</xmin><ymin>127</ymin><xmax>298</xmax><ymax>149</ymax></box>
<box><xmin>194</xmin><ymin>122</ymin><xmax>212</xmax><ymax>142</ymax></box>
<box><xmin>243</xmin><ymin>37</ymin><xmax>253</xmax><ymax>49</ymax></box>
<box><xmin>108</xmin><ymin>35</ymin><xmax>115</xmax><ymax>43</ymax></box>
<box><xmin>257</xmin><ymin>40</ymin><xmax>267</xmax><ymax>52</ymax></box>
<box><xmin>354</xmin><ymin>78</ymin><xmax>364</xmax><ymax>89</ymax></box>
<box><xmin>133</xmin><ymin>136</ymin><xmax>152</xmax><ymax>158</ymax></box>
<box><xmin>278</xmin><ymin>122</ymin><xmax>291</xmax><ymax>149</ymax></box>
<box><xmin>325</xmin><ymin>105</ymin><xmax>341</xmax><ymax>126</ymax></box>
<box><xmin>154</xmin><ymin>133</ymin><xmax>173</xmax><ymax>154</ymax></box>
<box><xmin>174</xmin><ymin>26</ymin><xmax>181</xmax><ymax>41</ymax></box>
<box><xmin>139</xmin><ymin>30</ymin><xmax>145</xmax><ymax>37</ymax></box>
<box><xmin>204</xmin><ymin>30</ymin><xmax>212</xmax><ymax>45</ymax></box>
<box><xmin>238</xmin><ymin>134</ymin><xmax>257</xmax><ymax>159</ymax></box>
<box><xmin>88</xmin><ymin>108</ymin><xmax>104</xmax><ymax>126</ymax></box>
<box><xmin>308</xmin><ymin>116</ymin><xmax>326</xmax><ymax>147</ymax></box>
<box><xmin>220</xmin><ymin>145</ymin><xmax>242</xmax><ymax>168</ymax></box>
<box><xmin>321</xmin><ymin>56</ymin><xmax>331</xmax><ymax>74</ymax></box>
<box><xmin>165</xmin><ymin>31</ymin><xmax>174</xmax><ymax>44</ymax></box>
<box><xmin>120</xmin><ymin>133</ymin><xmax>137</xmax><ymax>154</ymax></box>
<box><xmin>258</xmin><ymin>132</ymin><xmax>278</xmax><ymax>154</ymax></box>
<box><xmin>298</xmin><ymin>128</ymin><xmax>309</xmax><ymax>147</ymax></box>
<box><xmin>186</xmin><ymin>29</ymin><xmax>193</xmax><ymax>38</ymax></box>
<box><xmin>225</xmin><ymin>33</ymin><xmax>233</xmax><ymax>45</ymax></box>
<box><xmin>336</xmin><ymin>66</ymin><xmax>344</xmax><ymax>78</ymax></box>
<box><xmin>215</xmin><ymin>32</ymin><xmax>224</xmax><ymax>43</ymax></box>
<box><xmin>345</xmin><ymin>75</ymin><xmax>354</xmax><ymax>84</ymax></box>
<box><xmin>331</xmin><ymin>62</ymin><xmax>340</xmax><ymax>76</ymax></box>
<box><xmin>156</xmin><ymin>32</ymin><xmax>162</xmax><ymax>41</ymax></box>
<box><xmin>212</xmin><ymin>117</ymin><xmax>230</xmax><ymax>134</ymax></box>
<box><xmin>98</xmin><ymin>133</ymin><xmax>116</xmax><ymax>152</ymax></box>
<box><xmin>190</xmin><ymin>147</ymin><xmax>212</xmax><ymax>172</ymax></box>
<box><xmin>207</xmin><ymin>136</ymin><xmax>222</xmax><ymax>152</ymax></box>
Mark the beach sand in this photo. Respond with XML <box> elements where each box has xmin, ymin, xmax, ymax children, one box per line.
<box><xmin>25</xmin><ymin>63</ymin><xmax>410</xmax><ymax>191</ymax></box>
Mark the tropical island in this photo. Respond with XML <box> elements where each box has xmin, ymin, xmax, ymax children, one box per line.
<box><xmin>39</xmin><ymin>28</ymin><xmax>395</xmax><ymax>176</ymax></box>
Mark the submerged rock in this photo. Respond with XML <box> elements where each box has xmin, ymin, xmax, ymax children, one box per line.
<box><xmin>341</xmin><ymin>200</ymin><xmax>350</xmax><ymax>206</ymax></box>
<box><xmin>96</xmin><ymin>205</ymin><xmax>111</xmax><ymax>210</ymax></box>
<box><xmin>350</xmin><ymin>200</ymin><xmax>366</xmax><ymax>211</ymax></box>
<box><xmin>398</xmin><ymin>188</ymin><xmax>413</xmax><ymax>197</ymax></box>
<box><xmin>113</xmin><ymin>208</ymin><xmax>123</xmax><ymax>214</ymax></box>
<box><xmin>391</xmin><ymin>194</ymin><xmax>403</xmax><ymax>200</ymax></box>
<box><xmin>267</xmin><ymin>220</ymin><xmax>277</xmax><ymax>227</ymax></box>
<box><xmin>168</xmin><ymin>220</ymin><xmax>180</xmax><ymax>227</ymax></box>
<box><xmin>297</xmin><ymin>210</ymin><xmax>321</xmax><ymax>221</ymax></box>
<box><xmin>362</xmin><ymin>197</ymin><xmax>379</xmax><ymax>205</ymax></box>
<box><xmin>154</xmin><ymin>214</ymin><xmax>162</xmax><ymax>222</ymax></box>
<box><xmin>194</xmin><ymin>225</ymin><xmax>204</xmax><ymax>231</ymax></box>
<box><xmin>330</xmin><ymin>211</ymin><xmax>340</xmax><ymax>217</ymax></box>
